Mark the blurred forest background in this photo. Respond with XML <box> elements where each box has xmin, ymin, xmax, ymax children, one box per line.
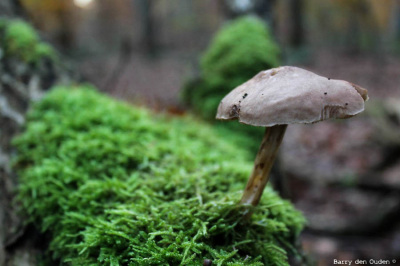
<box><xmin>1</xmin><ymin>0</ymin><xmax>400</xmax><ymax>265</ymax></box>
<box><xmin>8</xmin><ymin>0</ymin><xmax>400</xmax><ymax>107</ymax></box>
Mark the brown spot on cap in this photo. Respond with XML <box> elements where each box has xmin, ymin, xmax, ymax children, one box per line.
<box><xmin>228</xmin><ymin>104</ymin><xmax>239</xmax><ymax>117</ymax></box>
<box><xmin>350</xmin><ymin>83</ymin><xmax>369</xmax><ymax>101</ymax></box>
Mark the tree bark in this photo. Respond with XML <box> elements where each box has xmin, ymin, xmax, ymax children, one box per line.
<box><xmin>137</xmin><ymin>0</ymin><xmax>156</xmax><ymax>56</ymax></box>
<box><xmin>289</xmin><ymin>0</ymin><xmax>304</xmax><ymax>47</ymax></box>
<box><xmin>0</xmin><ymin>0</ymin><xmax>24</xmax><ymax>17</ymax></box>
<box><xmin>0</xmin><ymin>2</ymin><xmax>77</xmax><ymax>264</ymax></box>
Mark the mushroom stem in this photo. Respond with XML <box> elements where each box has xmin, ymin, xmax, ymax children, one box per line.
<box><xmin>240</xmin><ymin>125</ymin><xmax>287</xmax><ymax>206</ymax></box>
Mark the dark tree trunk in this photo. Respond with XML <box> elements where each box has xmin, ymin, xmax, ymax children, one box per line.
<box><xmin>0</xmin><ymin>0</ymin><xmax>24</xmax><ymax>17</ymax></box>
<box><xmin>0</xmin><ymin>1</ymin><xmax>77</xmax><ymax>264</ymax></box>
<box><xmin>1</xmin><ymin>2</ymin><xmax>27</xmax><ymax>264</ymax></box>
<box><xmin>138</xmin><ymin>0</ymin><xmax>156</xmax><ymax>56</ymax></box>
<box><xmin>289</xmin><ymin>0</ymin><xmax>304</xmax><ymax>47</ymax></box>
<box><xmin>397</xmin><ymin>4</ymin><xmax>400</xmax><ymax>40</ymax></box>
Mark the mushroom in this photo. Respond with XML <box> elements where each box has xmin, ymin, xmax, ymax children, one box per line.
<box><xmin>216</xmin><ymin>66</ymin><xmax>368</xmax><ymax>208</ymax></box>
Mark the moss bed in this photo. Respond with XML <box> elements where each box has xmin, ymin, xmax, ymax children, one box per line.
<box><xmin>13</xmin><ymin>86</ymin><xmax>305</xmax><ymax>265</ymax></box>
<box><xmin>181</xmin><ymin>16</ymin><xmax>281</xmax><ymax>153</ymax></box>
<box><xmin>0</xmin><ymin>19</ymin><xmax>56</xmax><ymax>63</ymax></box>
<box><xmin>182</xmin><ymin>16</ymin><xmax>280</xmax><ymax>121</ymax></box>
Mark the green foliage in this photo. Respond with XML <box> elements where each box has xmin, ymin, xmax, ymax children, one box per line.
<box><xmin>0</xmin><ymin>18</ymin><xmax>6</xmax><ymax>30</ymax></box>
<box><xmin>182</xmin><ymin>16</ymin><xmax>281</xmax><ymax>153</ymax></box>
<box><xmin>1</xmin><ymin>19</ymin><xmax>56</xmax><ymax>63</ymax></box>
<box><xmin>14</xmin><ymin>86</ymin><xmax>305</xmax><ymax>265</ymax></box>
<box><xmin>4</xmin><ymin>20</ymin><xmax>38</xmax><ymax>61</ymax></box>
<box><xmin>34</xmin><ymin>42</ymin><xmax>57</xmax><ymax>61</ymax></box>
<box><xmin>182</xmin><ymin>16</ymin><xmax>280</xmax><ymax>121</ymax></box>
<box><xmin>200</xmin><ymin>16</ymin><xmax>280</xmax><ymax>91</ymax></box>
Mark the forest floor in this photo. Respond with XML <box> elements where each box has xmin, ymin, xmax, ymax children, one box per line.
<box><xmin>79</xmin><ymin>49</ymin><xmax>400</xmax><ymax>110</ymax></box>
<box><xmin>3</xmin><ymin>47</ymin><xmax>400</xmax><ymax>266</ymax></box>
<box><xmin>78</xmin><ymin>49</ymin><xmax>400</xmax><ymax>265</ymax></box>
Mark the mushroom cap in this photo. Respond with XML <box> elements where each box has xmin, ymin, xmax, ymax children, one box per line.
<box><xmin>216</xmin><ymin>66</ymin><xmax>368</xmax><ymax>127</ymax></box>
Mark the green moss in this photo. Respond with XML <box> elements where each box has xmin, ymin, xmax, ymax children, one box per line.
<box><xmin>0</xmin><ymin>18</ymin><xmax>6</xmax><ymax>30</ymax></box>
<box><xmin>182</xmin><ymin>16</ymin><xmax>280</xmax><ymax>121</ymax></box>
<box><xmin>4</xmin><ymin>20</ymin><xmax>38</xmax><ymax>61</ymax></box>
<box><xmin>2</xmin><ymin>19</ymin><xmax>56</xmax><ymax>63</ymax></box>
<box><xmin>34</xmin><ymin>42</ymin><xmax>57</xmax><ymax>61</ymax></box>
<box><xmin>182</xmin><ymin>16</ymin><xmax>281</xmax><ymax>153</ymax></box>
<box><xmin>14</xmin><ymin>86</ymin><xmax>305</xmax><ymax>265</ymax></box>
<box><xmin>200</xmin><ymin>16</ymin><xmax>280</xmax><ymax>90</ymax></box>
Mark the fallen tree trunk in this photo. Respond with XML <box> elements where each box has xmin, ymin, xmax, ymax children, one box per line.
<box><xmin>0</xmin><ymin>6</ymin><xmax>77</xmax><ymax>263</ymax></box>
